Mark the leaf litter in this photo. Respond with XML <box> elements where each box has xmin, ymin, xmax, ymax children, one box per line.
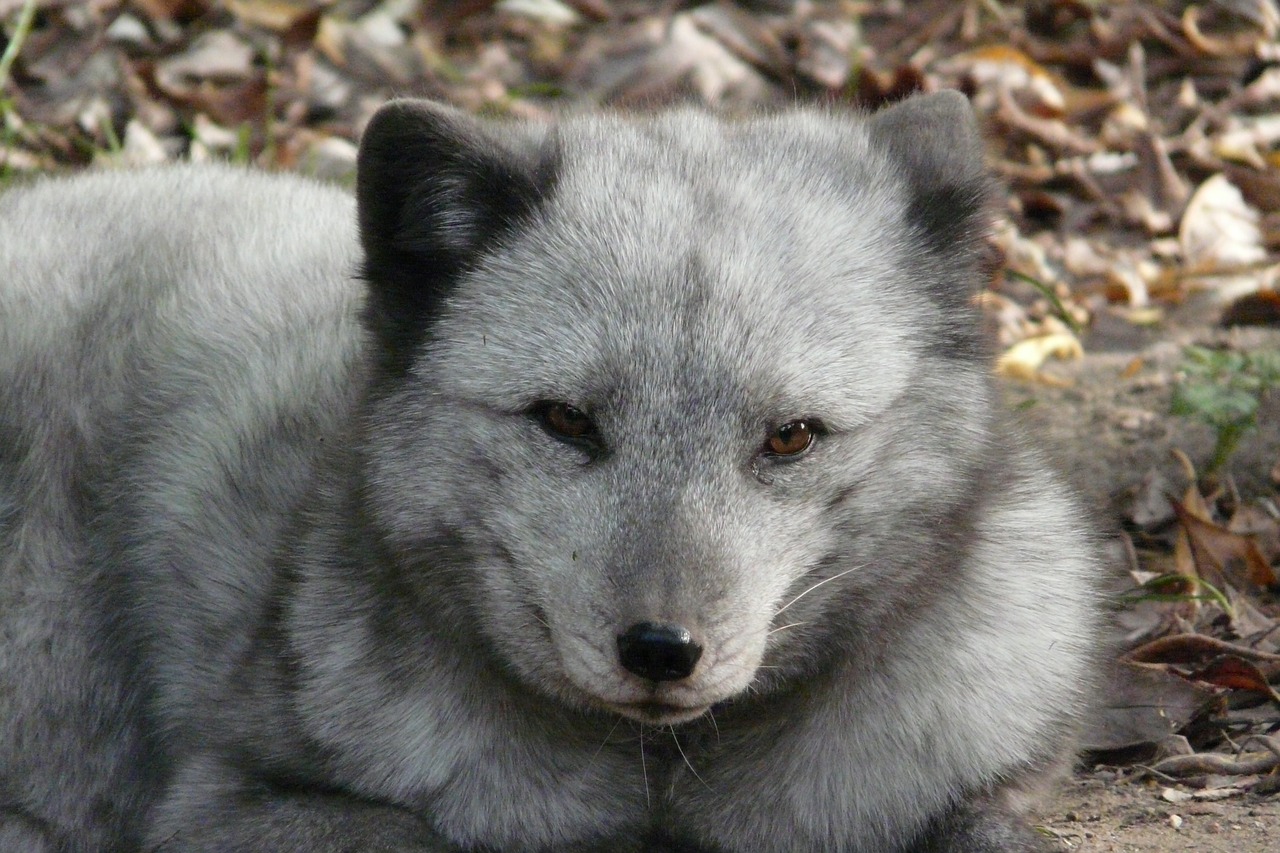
<box><xmin>1</xmin><ymin>0</ymin><xmax>1279</xmax><ymax>845</ymax></box>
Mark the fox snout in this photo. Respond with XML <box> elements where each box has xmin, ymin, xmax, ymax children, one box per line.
<box><xmin>616</xmin><ymin>622</ymin><xmax>704</xmax><ymax>682</ymax></box>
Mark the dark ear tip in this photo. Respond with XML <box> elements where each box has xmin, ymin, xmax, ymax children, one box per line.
<box><xmin>866</xmin><ymin>89</ymin><xmax>987</xmax><ymax>186</ymax></box>
<box><xmin>360</xmin><ymin>100</ymin><xmax>461</xmax><ymax>159</ymax></box>
<box><xmin>925</xmin><ymin>90</ymin><xmax>980</xmax><ymax>139</ymax></box>
<box><xmin>361</xmin><ymin>99</ymin><xmax>416</xmax><ymax>144</ymax></box>
<box><xmin>916</xmin><ymin>89</ymin><xmax>973</xmax><ymax>121</ymax></box>
<box><xmin>869</xmin><ymin>90</ymin><xmax>979</xmax><ymax>141</ymax></box>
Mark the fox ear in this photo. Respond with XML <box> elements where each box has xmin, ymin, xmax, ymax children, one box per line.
<box><xmin>356</xmin><ymin>99</ymin><xmax>558</xmax><ymax>373</ymax></box>
<box><xmin>866</xmin><ymin>91</ymin><xmax>993</xmax><ymax>254</ymax></box>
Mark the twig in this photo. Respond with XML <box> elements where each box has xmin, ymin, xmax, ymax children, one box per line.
<box><xmin>1149</xmin><ymin>750</ymin><xmax>1280</xmax><ymax>777</ymax></box>
<box><xmin>0</xmin><ymin>0</ymin><xmax>38</xmax><ymax>93</ymax></box>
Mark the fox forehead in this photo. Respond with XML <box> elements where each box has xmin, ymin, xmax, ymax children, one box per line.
<box><xmin>424</xmin><ymin>240</ymin><xmax>920</xmax><ymax>434</ymax></box>
<box><xmin>416</xmin><ymin>115</ymin><xmax>925</xmax><ymax>428</ymax></box>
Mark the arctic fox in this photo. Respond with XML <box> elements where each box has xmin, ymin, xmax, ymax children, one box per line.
<box><xmin>0</xmin><ymin>92</ymin><xmax>1100</xmax><ymax>852</ymax></box>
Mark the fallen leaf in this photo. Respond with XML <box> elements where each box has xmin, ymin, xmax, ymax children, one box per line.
<box><xmin>155</xmin><ymin>31</ymin><xmax>257</xmax><ymax>88</ymax></box>
<box><xmin>1082</xmin><ymin>661</ymin><xmax>1216</xmax><ymax>753</ymax></box>
<box><xmin>689</xmin><ymin>4</ymin><xmax>790</xmax><ymax>79</ymax></box>
<box><xmin>496</xmin><ymin>0</ymin><xmax>581</xmax><ymax>27</ymax></box>
<box><xmin>1126</xmin><ymin>633</ymin><xmax>1280</xmax><ymax>666</ymax></box>
<box><xmin>1213</xmin><ymin>115</ymin><xmax>1280</xmax><ymax>170</ymax></box>
<box><xmin>949</xmin><ymin>45</ymin><xmax>1067</xmax><ymax>116</ymax></box>
<box><xmin>794</xmin><ymin>14</ymin><xmax>859</xmax><ymax>89</ymax></box>
<box><xmin>1180</xmin><ymin>174</ymin><xmax>1267</xmax><ymax>303</ymax></box>
<box><xmin>131</xmin><ymin>0</ymin><xmax>213</xmax><ymax>24</ymax></box>
<box><xmin>227</xmin><ymin>0</ymin><xmax>315</xmax><ymax>33</ymax></box>
<box><xmin>1172</xmin><ymin>499</ymin><xmax>1279</xmax><ymax>588</ymax></box>
<box><xmin>995</xmin><ymin>332</ymin><xmax>1083</xmax><ymax>384</ymax></box>
<box><xmin>1221</xmin><ymin>285</ymin><xmax>1280</xmax><ymax>326</ymax></box>
<box><xmin>1150</xmin><ymin>748</ymin><xmax>1280</xmax><ymax>778</ymax></box>
<box><xmin>1186</xmin><ymin>656</ymin><xmax>1280</xmax><ymax>703</ymax></box>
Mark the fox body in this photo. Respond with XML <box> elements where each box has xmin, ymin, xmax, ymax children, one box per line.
<box><xmin>0</xmin><ymin>93</ymin><xmax>1100</xmax><ymax>852</ymax></box>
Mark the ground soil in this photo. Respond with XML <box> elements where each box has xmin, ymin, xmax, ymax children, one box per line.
<box><xmin>1003</xmin><ymin>311</ymin><xmax>1280</xmax><ymax>511</ymax></box>
<box><xmin>1037</xmin><ymin>774</ymin><xmax>1280</xmax><ymax>852</ymax></box>
<box><xmin>1006</xmin><ymin>310</ymin><xmax>1280</xmax><ymax>852</ymax></box>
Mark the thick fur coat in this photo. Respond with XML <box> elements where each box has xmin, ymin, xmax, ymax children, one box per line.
<box><xmin>0</xmin><ymin>92</ymin><xmax>1101</xmax><ymax>852</ymax></box>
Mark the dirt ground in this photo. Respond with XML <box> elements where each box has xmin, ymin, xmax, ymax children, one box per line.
<box><xmin>1003</xmin><ymin>313</ymin><xmax>1280</xmax><ymax>511</ymax></box>
<box><xmin>1038</xmin><ymin>773</ymin><xmax>1280</xmax><ymax>852</ymax></box>
<box><xmin>1005</xmin><ymin>311</ymin><xmax>1280</xmax><ymax>852</ymax></box>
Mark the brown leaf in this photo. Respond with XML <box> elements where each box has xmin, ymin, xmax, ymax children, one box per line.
<box><xmin>949</xmin><ymin>45</ymin><xmax>1068</xmax><ymax>117</ymax></box>
<box><xmin>1126</xmin><ymin>633</ymin><xmax>1280</xmax><ymax>666</ymax></box>
<box><xmin>852</xmin><ymin>65</ymin><xmax>928</xmax><ymax>110</ymax></box>
<box><xmin>1181</xmin><ymin>5</ymin><xmax>1274</xmax><ymax>57</ymax></box>
<box><xmin>1228</xmin><ymin>502</ymin><xmax>1280</xmax><ymax>555</ymax></box>
<box><xmin>1082</xmin><ymin>661</ymin><xmax>1217</xmax><ymax>753</ymax></box>
<box><xmin>131</xmin><ymin>0</ymin><xmax>213</xmax><ymax>24</ymax></box>
<box><xmin>227</xmin><ymin>0</ymin><xmax>315</xmax><ymax>33</ymax></box>
<box><xmin>1173</xmin><ymin>499</ymin><xmax>1279</xmax><ymax>588</ymax></box>
<box><xmin>1187</xmin><ymin>655</ymin><xmax>1280</xmax><ymax>703</ymax></box>
<box><xmin>1221</xmin><ymin>287</ymin><xmax>1280</xmax><ymax>326</ymax></box>
<box><xmin>993</xmin><ymin>85</ymin><xmax>1099</xmax><ymax>154</ymax></box>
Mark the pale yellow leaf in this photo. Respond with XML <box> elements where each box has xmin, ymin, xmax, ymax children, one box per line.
<box><xmin>995</xmin><ymin>333</ymin><xmax>1083</xmax><ymax>385</ymax></box>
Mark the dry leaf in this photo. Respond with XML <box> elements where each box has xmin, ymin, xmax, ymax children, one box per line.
<box><xmin>497</xmin><ymin>0</ymin><xmax>582</xmax><ymax>27</ymax></box>
<box><xmin>689</xmin><ymin>4</ymin><xmax>790</xmax><ymax>78</ymax></box>
<box><xmin>1213</xmin><ymin>115</ymin><xmax>1280</xmax><ymax>169</ymax></box>
<box><xmin>1186</xmin><ymin>656</ymin><xmax>1280</xmax><ymax>703</ymax></box>
<box><xmin>1172</xmin><ymin>499</ymin><xmax>1279</xmax><ymax>588</ymax></box>
<box><xmin>995</xmin><ymin>332</ymin><xmax>1083</xmax><ymax>384</ymax></box>
<box><xmin>794</xmin><ymin>15</ymin><xmax>858</xmax><ymax>89</ymax></box>
<box><xmin>155</xmin><ymin>31</ymin><xmax>257</xmax><ymax>88</ymax></box>
<box><xmin>1126</xmin><ymin>633</ymin><xmax>1280</xmax><ymax>665</ymax></box>
<box><xmin>1222</xmin><ymin>288</ymin><xmax>1280</xmax><ymax>325</ymax></box>
<box><xmin>1179</xmin><ymin>174</ymin><xmax>1267</xmax><ymax>302</ymax></box>
<box><xmin>227</xmin><ymin>0</ymin><xmax>315</xmax><ymax>32</ymax></box>
<box><xmin>1083</xmin><ymin>662</ymin><xmax>1215</xmax><ymax>753</ymax></box>
<box><xmin>131</xmin><ymin>0</ymin><xmax>213</xmax><ymax>23</ymax></box>
<box><xmin>651</xmin><ymin>13</ymin><xmax>769</xmax><ymax>107</ymax></box>
<box><xmin>949</xmin><ymin>45</ymin><xmax>1066</xmax><ymax>116</ymax></box>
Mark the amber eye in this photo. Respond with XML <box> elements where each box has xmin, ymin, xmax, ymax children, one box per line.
<box><xmin>534</xmin><ymin>402</ymin><xmax>596</xmax><ymax>441</ymax></box>
<box><xmin>765</xmin><ymin>420</ymin><xmax>815</xmax><ymax>457</ymax></box>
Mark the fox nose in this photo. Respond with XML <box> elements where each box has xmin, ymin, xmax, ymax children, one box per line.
<box><xmin>616</xmin><ymin>622</ymin><xmax>703</xmax><ymax>681</ymax></box>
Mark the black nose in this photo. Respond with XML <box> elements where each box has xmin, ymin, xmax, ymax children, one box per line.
<box><xmin>616</xmin><ymin>622</ymin><xmax>703</xmax><ymax>682</ymax></box>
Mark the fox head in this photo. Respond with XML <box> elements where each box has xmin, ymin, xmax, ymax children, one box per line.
<box><xmin>354</xmin><ymin>94</ymin><xmax>996</xmax><ymax>725</ymax></box>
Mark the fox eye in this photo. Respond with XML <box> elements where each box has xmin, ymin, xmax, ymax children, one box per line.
<box><xmin>531</xmin><ymin>401</ymin><xmax>597</xmax><ymax>442</ymax></box>
<box><xmin>765</xmin><ymin>420</ymin><xmax>817</xmax><ymax>458</ymax></box>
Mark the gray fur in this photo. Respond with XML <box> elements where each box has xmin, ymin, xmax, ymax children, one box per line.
<box><xmin>0</xmin><ymin>93</ymin><xmax>1101</xmax><ymax>852</ymax></box>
